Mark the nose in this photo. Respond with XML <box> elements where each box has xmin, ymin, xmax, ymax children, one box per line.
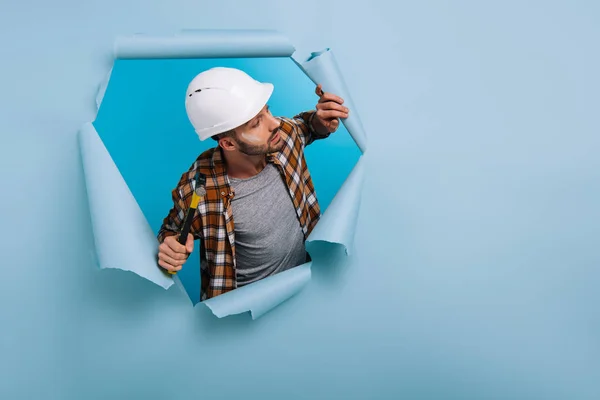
<box><xmin>268</xmin><ymin>115</ymin><xmax>280</xmax><ymax>131</ymax></box>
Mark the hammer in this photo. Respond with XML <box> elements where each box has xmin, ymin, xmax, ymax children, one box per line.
<box><xmin>167</xmin><ymin>172</ymin><xmax>206</xmax><ymax>275</ymax></box>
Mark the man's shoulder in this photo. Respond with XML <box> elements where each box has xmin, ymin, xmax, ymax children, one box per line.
<box><xmin>176</xmin><ymin>146</ymin><xmax>218</xmax><ymax>186</ymax></box>
<box><xmin>194</xmin><ymin>147</ymin><xmax>218</xmax><ymax>169</ymax></box>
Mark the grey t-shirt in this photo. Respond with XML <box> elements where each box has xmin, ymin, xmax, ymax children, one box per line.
<box><xmin>229</xmin><ymin>163</ymin><xmax>307</xmax><ymax>286</ymax></box>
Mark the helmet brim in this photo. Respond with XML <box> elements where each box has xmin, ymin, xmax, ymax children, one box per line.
<box><xmin>198</xmin><ymin>82</ymin><xmax>274</xmax><ymax>141</ymax></box>
<box><xmin>235</xmin><ymin>82</ymin><xmax>274</xmax><ymax>132</ymax></box>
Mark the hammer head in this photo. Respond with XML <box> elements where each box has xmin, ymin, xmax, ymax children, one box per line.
<box><xmin>193</xmin><ymin>172</ymin><xmax>207</xmax><ymax>197</ymax></box>
<box><xmin>195</xmin><ymin>186</ymin><xmax>206</xmax><ymax>197</ymax></box>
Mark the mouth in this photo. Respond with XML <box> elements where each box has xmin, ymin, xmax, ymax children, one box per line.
<box><xmin>270</xmin><ymin>132</ymin><xmax>280</xmax><ymax>144</ymax></box>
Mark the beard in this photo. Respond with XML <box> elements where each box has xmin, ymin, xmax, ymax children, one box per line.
<box><xmin>236</xmin><ymin>128</ymin><xmax>284</xmax><ymax>156</ymax></box>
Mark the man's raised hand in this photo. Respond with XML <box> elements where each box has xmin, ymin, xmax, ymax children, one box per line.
<box><xmin>313</xmin><ymin>84</ymin><xmax>349</xmax><ymax>134</ymax></box>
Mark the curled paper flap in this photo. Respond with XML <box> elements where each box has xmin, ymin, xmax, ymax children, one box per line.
<box><xmin>203</xmin><ymin>262</ymin><xmax>312</xmax><ymax>319</ymax></box>
<box><xmin>78</xmin><ymin>122</ymin><xmax>173</xmax><ymax>290</ymax></box>
<box><xmin>297</xmin><ymin>48</ymin><xmax>367</xmax><ymax>153</ymax></box>
<box><xmin>95</xmin><ymin>67</ymin><xmax>112</xmax><ymax>110</ymax></box>
<box><xmin>306</xmin><ymin>155</ymin><xmax>365</xmax><ymax>255</ymax></box>
<box><xmin>114</xmin><ymin>29</ymin><xmax>295</xmax><ymax>59</ymax></box>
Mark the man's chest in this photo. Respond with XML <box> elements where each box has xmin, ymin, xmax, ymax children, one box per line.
<box><xmin>229</xmin><ymin>163</ymin><xmax>300</xmax><ymax>238</ymax></box>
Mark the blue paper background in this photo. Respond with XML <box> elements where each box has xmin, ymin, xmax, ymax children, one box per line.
<box><xmin>93</xmin><ymin>56</ymin><xmax>362</xmax><ymax>303</ymax></box>
<box><xmin>1</xmin><ymin>1</ymin><xmax>599</xmax><ymax>399</ymax></box>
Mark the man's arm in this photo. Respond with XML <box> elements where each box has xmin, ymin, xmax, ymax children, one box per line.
<box><xmin>289</xmin><ymin>84</ymin><xmax>349</xmax><ymax>147</ymax></box>
<box><xmin>291</xmin><ymin>110</ymin><xmax>332</xmax><ymax>147</ymax></box>
<box><xmin>156</xmin><ymin>171</ymin><xmax>201</xmax><ymax>273</ymax></box>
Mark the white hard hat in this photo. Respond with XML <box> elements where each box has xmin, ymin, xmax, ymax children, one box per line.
<box><xmin>184</xmin><ymin>67</ymin><xmax>274</xmax><ymax>141</ymax></box>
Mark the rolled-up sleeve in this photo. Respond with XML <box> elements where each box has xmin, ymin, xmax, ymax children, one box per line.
<box><xmin>291</xmin><ymin>110</ymin><xmax>331</xmax><ymax>147</ymax></box>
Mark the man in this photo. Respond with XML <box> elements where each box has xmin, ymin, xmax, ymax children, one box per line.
<box><xmin>156</xmin><ymin>67</ymin><xmax>349</xmax><ymax>300</ymax></box>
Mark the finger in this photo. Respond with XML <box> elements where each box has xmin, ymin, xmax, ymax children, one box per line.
<box><xmin>158</xmin><ymin>253</ymin><xmax>184</xmax><ymax>267</ymax></box>
<box><xmin>327</xmin><ymin>119</ymin><xmax>340</xmax><ymax>129</ymax></box>
<box><xmin>318</xmin><ymin>92</ymin><xmax>344</xmax><ymax>105</ymax></box>
<box><xmin>167</xmin><ymin>236</ymin><xmax>189</xmax><ymax>254</ymax></box>
<box><xmin>159</xmin><ymin>243</ymin><xmax>185</xmax><ymax>261</ymax></box>
<box><xmin>158</xmin><ymin>258</ymin><xmax>181</xmax><ymax>272</ymax></box>
<box><xmin>317</xmin><ymin>109</ymin><xmax>349</xmax><ymax>120</ymax></box>
<box><xmin>316</xmin><ymin>101</ymin><xmax>349</xmax><ymax>114</ymax></box>
<box><xmin>159</xmin><ymin>240</ymin><xmax>188</xmax><ymax>260</ymax></box>
<box><xmin>321</xmin><ymin>119</ymin><xmax>340</xmax><ymax>133</ymax></box>
<box><xmin>185</xmin><ymin>233</ymin><xmax>194</xmax><ymax>253</ymax></box>
<box><xmin>158</xmin><ymin>251</ymin><xmax>186</xmax><ymax>267</ymax></box>
<box><xmin>315</xmin><ymin>84</ymin><xmax>324</xmax><ymax>97</ymax></box>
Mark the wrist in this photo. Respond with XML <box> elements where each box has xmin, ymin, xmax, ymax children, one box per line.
<box><xmin>309</xmin><ymin>113</ymin><xmax>328</xmax><ymax>135</ymax></box>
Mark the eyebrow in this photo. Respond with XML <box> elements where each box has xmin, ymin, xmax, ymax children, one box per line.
<box><xmin>248</xmin><ymin>105</ymin><xmax>269</xmax><ymax>126</ymax></box>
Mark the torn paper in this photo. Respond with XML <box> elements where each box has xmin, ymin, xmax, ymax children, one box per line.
<box><xmin>114</xmin><ymin>29</ymin><xmax>295</xmax><ymax>59</ymax></box>
<box><xmin>305</xmin><ymin>155</ymin><xmax>365</xmax><ymax>256</ymax></box>
<box><xmin>78</xmin><ymin>29</ymin><xmax>366</xmax><ymax>319</ymax></box>
<box><xmin>78</xmin><ymin>122</ymin><xmax>173</xmax><ymax>290</ymax></box>
<box><xmin>95</xmin><ymin>67</ymin><xmax>112</xmax><ymax>110</ymax></box>
<box><xmin>203</xmin><ymin>262</ymin><xmax>312</xmax><ymax>320</ymax></box>
<box><xmin>295</xmin><ymin>48</ymin><xmax>368</xmax><ymax>153</ymax></box>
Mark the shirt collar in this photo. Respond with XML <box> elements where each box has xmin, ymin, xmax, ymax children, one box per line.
<box><xmin>208</xmin><ymin>119</ymin><xmax>290</xmax><ymax>189</ymax></box>
<box><xmin>209</xmin><ymin>146</ymin><xmax>231</xmax><ymax>191</ymax></box>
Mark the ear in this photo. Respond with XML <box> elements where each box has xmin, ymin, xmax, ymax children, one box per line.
<box><xmin>218</xmin><ymin>136</ymin><xmax>237</xmax><ymax>151</ymax></box>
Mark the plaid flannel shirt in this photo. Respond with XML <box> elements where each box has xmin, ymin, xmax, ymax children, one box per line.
<box><xmin>157</xmin><ymin>110</ymin><xmax>330</xmax><ymax>300</ymax></box>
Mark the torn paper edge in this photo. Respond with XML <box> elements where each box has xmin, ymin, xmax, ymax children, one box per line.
<box><xmin>297</xmin><ymin>47</ymin><xmax>367</xmax><ymax>260</ymax></box>
<box><xmin>305</xmin><ymin>154</ymin><xmax>366</xmax><ymax>256</ymax></box>
<box><xmin>78</xmin><ymin>122</ymin><xmax>174</xmax><ymax>290</ymax></box>
<box><xmin>292</xmin><ymin>48</ymin><xmax>368</xmax><ymax>153</ymax></box>
<box><xmin>203</xmin><ymin>262</ymin><xmax>312</xmax><ymax>320</ymax></box>
<box><xmin>78</xmin><ymin>29</ymin><xmax>367</xmax><ymax>320</ymax></box>
<box><xmin>113</xmin><ymin>29</ymin><xmax>295</xmax><ymax>59</ymax></box>
<box><xmin>96</xmin><ymin>67</ymin><xmax>113</xmax><ymax>110</ymax></box>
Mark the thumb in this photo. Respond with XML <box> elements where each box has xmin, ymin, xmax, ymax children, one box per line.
<box><xmin>316</xmin><ymin>84</ymin><xmax>325</xmax><ymax>97</ymax></box>
<box><xmin>186</xmin><ymin>233</ymin><xmax>194</xmax><ymax>253</ymax></box>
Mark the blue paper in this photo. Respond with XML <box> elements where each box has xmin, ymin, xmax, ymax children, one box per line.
<box><xmin>296</xmin><ymin>48</ymin><xmax>368</xmax><ymax>153</ymax></box>
<box><xmin>114</xmin><ymin>29</ymin><xmax>295</xmax><ymax>59</ymax></box>
<box><xmin>95</xmin><ymin>67</ymin><xmax>112</xmax><ymax>109</ymax></box>
<box><xmin>78</xmin><ymin>122</ymin><xmax>173</xmax><ymax>289</ymax></box>
<box><xmin>204</xmin><ymin>262</ymin><xmax>312</xmax><ymax>319</ymax></box>
<box><xmin>306</xmin><ymin>155</ymin><xmax>366</xmax><ymax>256</ymax></box>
